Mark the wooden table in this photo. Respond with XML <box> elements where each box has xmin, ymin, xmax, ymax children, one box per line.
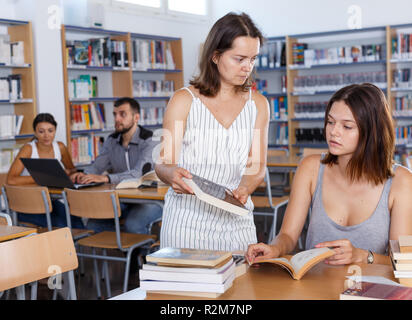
<box><xmin>267</xmin><ymin>155</ymin><xmax>301</xmax><ymax>171</ymax></box>
<box><xmin>0</xmin><ymin>225</ymin><xmax>37</xmax><ymax>242</ymax></box>
<box><xmin>146</xmin><ymin>262</ymin><xmax>395</xmax><ymax>300</ymax></box>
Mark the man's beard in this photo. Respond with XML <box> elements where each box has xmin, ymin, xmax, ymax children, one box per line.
<box><xmin>115</xmin><ymin>122</ymin><xmax>134</xmax><ymax>134</ymax></box>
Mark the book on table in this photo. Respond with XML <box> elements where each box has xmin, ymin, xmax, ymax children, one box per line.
<box><xmin>140</xmin><ymin>258</ymin><xmax>235</xmax><ymax>284</ymax></box>
<box><xmin>115</xmin><ymin>170</ymin><xmax>168</xmax><ymax>189</ymax></box>
<box><xmin>249</xmin><ymin>247</ymin><xmax>334</xmax><ymax>280</ymax></box>
<box><xmin>182</xmin><ymin>174</ymin><xmax>249</xmax><ymax>216</ymax></box>
<box><xmin>145</xmin><ymin>247</ymin><xmax>233</xmax><ymax>267</ymax></box>
<box><xmin>340</xmin><ymin>281</ymin><xmax>412</xmax><ymax>300</ymax></box>
<box><xmin>389</xmin><ymin>238</ymin><xmax>412</xmax><ymax>287</ymax></box>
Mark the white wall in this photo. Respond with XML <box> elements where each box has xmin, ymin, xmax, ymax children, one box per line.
<box><xmin>211</xmin><ymin>0</ymin><xmax>412</xmax><ymax>37</ymax></box>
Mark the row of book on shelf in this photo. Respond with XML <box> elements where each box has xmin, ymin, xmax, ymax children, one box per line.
<box><xmin>253</xmin><ymin>77</ymin><xmax>286</xmax><ymax>95</ymax></box>
<box><xmin>295</xmin><ymin>127</ymin><xmax>326</xmax><ymax>144</ymax></box>
<box><xmin>394</xmin><ymin>96</ymin><xmax>412</xmax><ymax>116</ymax></box>
<box><xmin>71</xmin><ymin>103</ymin><xmax>106</xmax><ymax>131</ymax></box>
<box><xmin>393</xmin><ymin>68</ymin><xmax>412</xmax><ymax>89</ymax></box>
<box><xmin>139</xmin><ymin>107</ymin><xmax>165</xmax><ymax>126</ymax></box>
<box><xmin>391</xmin><ymin>33</ymin><xmax>412</xmax><ymax>60</ymax></box>
<box><xmin>292</xmin><ymin>42</ymin><xmax>384</xmax><ymax>66</ymax></box>
<box><xmin>268</xmin><ymin>96</ymin><xmax>287</xmax><ymax>121</ymax></box>
<box><xmin>132</xmin><ymin>79</ymin><xmax>174</xmax><ymax>97</ymax></box>
<box><xmin>293</xmin><ymin>71</ymin><xmax>387</xmax><ymax>93</ymax></box>
<box><xmin>0</xmin><ymin>35</ymin><xmax>24</xmax><ymax>65</ymax></box>
<box><xmin>0</xmin><ymin>114</ymin><xmax>24</xmax><ymax>139</ymax></box>
<box><xmin>395</xmin><ymin>125</ymin><xmax>412</xmax><ymax>145</ymax></box>
<box><xmin>132</xmin><ymin>39</ymin><xmax>175</xmax><ymax>71</ymax></box>
<box><xmin>255</xmin><ymin>40</ymin><xmax>286</xmax><ymax>69</ymax></box>
<box><xmin>71</xmin><ymin>135</ymin><xmax>102</xmax><ymax>165</ymax></box>
<box><xmin>270</xmin><ymin>123</ymin><xmax>288</xmax><ymax>146</ymax></box>
<box><xmin>0</xmin><ymin>74</ymin><xmax>23</xmax><ymax>100</ymax></box>
<box><xmin>0</xmin><ymin>145</ymin><xmax>20</xmax><ymax>173</ymax></box>
<box><xmin>69</xmin><ymin>75</ymin><xmax>98</xmax><ymax>100</ymax></box>
<box><xmin>66</xmin><ymin>38</ymin><xmax>129</xmax><ymax>68</ymax></box>
<box><xmin>294</xmin><ymin>102</ymin><xmax>327</xmax><ymax>119</ymax></box>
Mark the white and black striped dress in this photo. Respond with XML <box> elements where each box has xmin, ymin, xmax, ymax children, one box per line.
<box><xmin>160</xmin><ymin>87</ymin><xmax>258</xmax><ymax>251</ymax></box>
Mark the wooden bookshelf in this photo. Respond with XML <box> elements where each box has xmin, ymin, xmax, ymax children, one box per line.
<box><xmin>61</xmin><ymin>25</ymin><xmax>184</xmax><ymax>166</ymax></box>
<box><xmin>0</xmin><ymin>19</ymin><xmax>37</xmax><ymax>173</ymax></box>
<box><xmin>258</xmin><ymin>26</ymin><xmax>399</xmax><ymax>158</ymax></box>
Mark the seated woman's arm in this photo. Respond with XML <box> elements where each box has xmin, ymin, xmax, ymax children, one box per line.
<box><xmin>246</xmin><ymin>155</ymin><xmax>318</xmax><ymax>263</ymax></box>
<box><xmin>6</xmin><ymin>144</ymin><xmax>36</xmax><ymax>185</ymax></box>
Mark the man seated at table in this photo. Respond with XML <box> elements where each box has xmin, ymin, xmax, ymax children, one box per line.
<box><xmin>71</xmin><ymin>97</ymin><xmax>162</xmax><ymax>235</ymax></box>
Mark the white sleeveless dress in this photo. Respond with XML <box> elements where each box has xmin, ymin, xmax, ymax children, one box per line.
<box><xmin>160</xmin><ymin>87</ymin><xmax>258</xmax><ymax>251</ymax></box>
<box><xmin>21</xmin><ymin>140</ymin><xmax>63</xmax><ymax>176</ymax></box>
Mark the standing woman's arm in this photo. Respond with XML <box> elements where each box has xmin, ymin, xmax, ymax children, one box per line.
<box><xmin>232</xmin><ymin>92</ymin><xmax>269</xmax><ymax>204</ymax></box>
<box><xmin>58</xmin><ymin>141</ymin><xmax>77</xmax><ymax>175</ymax></box>
<box><xmin>154</xmin><ymin>89</ymin><xmax>194</xmax><ymax>194</ymax></box>
<box><xmin>6</xmin><ymin>144</ymin><xmax>36</xmax><ymax>185</ymax></box>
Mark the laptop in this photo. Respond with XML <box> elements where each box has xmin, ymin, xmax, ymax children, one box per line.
<box><xmin>20</xmin><ymin>158</ymin><xmax>104</xmax><ymax>189</ymax></box>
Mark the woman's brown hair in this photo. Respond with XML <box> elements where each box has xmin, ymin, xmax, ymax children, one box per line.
<box><xmin>190</xmin><ymin>12</ymin><xmax>264</xmax><ymax>97</ymax></box>
<box><xmin>321</xmin><ymin>83</ymin><xmax>395</xmax><ymax>185</ymax></box>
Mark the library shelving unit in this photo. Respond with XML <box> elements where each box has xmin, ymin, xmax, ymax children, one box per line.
<box><xmin>387</xmin><ymin>23</ymin><xmax>412</xmax><ymax>160</ymax></box>
<box><xmin>257</xmin><ymin>26</ymin><xmax>389</xmax><ymax>157</ymax></box>
<box><xmin>254</xmin><ymin>36</ymin><xmax>288</xmax><ymax>149</ymax></box>
<box><xmin>0</xmin><ymin>18</ymin><xmax>37</xmax><ymax>173</ymax></box>
<box><xmin>60</xmin><ymin>25</ymin><xmax>183</xmax><ymax>166</ymax></box>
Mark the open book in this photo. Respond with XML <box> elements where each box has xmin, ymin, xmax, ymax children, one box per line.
<box><xmin>182</xmin><ymin>174</ymin><xmax>248</xmax><ymax>216</ymax></box>
<box><xmin>115</xmin><ymin>170</ymin><xmax>167</xmax><ymax>189</ymax></box>
<box><xmin>250</xmin><ymin>247</ymin><xmax>334</xmax><ymax>280</ymax></box>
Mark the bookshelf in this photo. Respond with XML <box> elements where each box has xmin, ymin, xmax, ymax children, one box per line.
<box><xmin>0</xmin><ymin>18</ymin><xmax>37</xmax><ymax>173</ymax></box>
<box><xmin>257</xmin><ymin>26</ymin><xmax>396</xmax><ymax>158</ymax></box>
<box><xmin>61</xmin><ymin>25</ymin><xmax>183</xmax><ymax>166</ymax></box>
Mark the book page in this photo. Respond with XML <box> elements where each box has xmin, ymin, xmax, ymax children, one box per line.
<box><xmin>290</xmin><ymin>247</ymin><xmax>333</xmax><ymax>278</ymax></box>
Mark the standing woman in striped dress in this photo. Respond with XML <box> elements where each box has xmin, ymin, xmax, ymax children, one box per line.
<box><xmin>155</xmin><ymin>12</ymin><xmax>270</xmax><ymax>252</ymax></box>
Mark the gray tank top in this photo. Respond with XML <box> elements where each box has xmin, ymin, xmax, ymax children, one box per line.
<box><xmin>305</xmin><ymin>158</ymin><xmax>398</xmax><ymax>254</ymax></box>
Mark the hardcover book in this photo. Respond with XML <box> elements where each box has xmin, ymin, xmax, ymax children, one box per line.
<box><xmin>146</xmin><ymin>247</ymin><xmax>233</xmax><ymax>268</ymax></box>
<box><xmin>182</xmin><ymin>174</ymin><xmax>249</xmax><ymax>216</ymax></box>
<box><xmin>340</xmin><ymin>281</ymin><xmax>412</xmax><ymax>300</ymax></box>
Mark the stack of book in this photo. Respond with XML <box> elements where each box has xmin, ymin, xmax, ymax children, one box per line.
<box><xmin>390</xmin><ymin>236</ymin><xmax>412</xmax><ymax>287</ymax></box>
<box><xmin>139</xmin><ymin>247</ymin><xmax>237</xmax><ymax>298</ymax></box>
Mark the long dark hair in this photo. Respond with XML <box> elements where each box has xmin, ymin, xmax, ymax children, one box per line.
<box><xmin>322</xmin><ymin>83</ymin><xmax>395</xmax><ymax>185</ymax></box>
<box><xmin>32</xmin><ymin>113</ymin><xmax>57</xmax><ymax>131</ymax></box>
<box><xmin>190</xmin><ymin>12</ymin><xmax>264</xmax><ymax>97</ymax></box>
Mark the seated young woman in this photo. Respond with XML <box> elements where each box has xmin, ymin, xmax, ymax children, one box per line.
<box><xmin>7</xmin><ymin>113</ymin><xmax>84</xmax><ymax>229</ymax></box>
<box><xmin>247</xmin><ymin>83</ymin><xmax>412</xmax><ymax>266</ymax></box>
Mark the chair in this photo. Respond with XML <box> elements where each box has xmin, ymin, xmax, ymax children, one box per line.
<box><xmin>2</xmin><ymin>184</ymin><xmax>53</xmax><ymax>231</ymax></box>
<box><xmin>1</xmin><ymin>184</ymin><xmax>92</xmax><ymax>240</ymax></box>
<box><xmin>62</xmin><ymin>188</ymin><xmax>156</xmax><ymax>298</ymax></box>
<box><xmin>0</xmin><ymin>227</ymin><xmax>78</xmax><ymax>300</ymax></box>
<box><xmin>252</xmin><ymin>167</ymin><xmax>289</xmax><ymax>242</ymax></box>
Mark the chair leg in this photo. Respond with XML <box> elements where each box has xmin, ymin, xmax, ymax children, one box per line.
<box><xmin>77</xmin><ymin>245</ymin><xmax>85</xmax><ymax>276</ymax></box>
<box><xmin>30</xmin><ymin>281</ymin><xmax>38</xmax><ymax>300</ymax></box>
<box><xmin>123</xmin><ymin>250</ymin><xmax>133</xmax><ymax>293</ymax></box>
<box><xmin>102</xmin><ymin>249</ymin><xmax>111</xmax><ymax>298</ymax></box>
<box><xmin>15</xmin><ymin>285</ymin><xmax>25</xmax><ymax>300</ymax></box>
<box><xmin>67</xmin><ymin>271</ymin><xmax>77</xmax><ymax>300</ymax></box>
<box><xmin>92</xmin><ymin>248</ymin><xmax>102</xmax><ymax>299</ymax></box>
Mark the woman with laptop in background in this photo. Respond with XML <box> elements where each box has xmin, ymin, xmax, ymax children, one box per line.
<box><xmin>6</xmin><ymin>113</ymin><xmax>85</xmax><ymax>228</ymax></box>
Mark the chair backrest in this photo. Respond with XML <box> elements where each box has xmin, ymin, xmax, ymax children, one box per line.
<box><xmin>63</xmin><ymin>188</ymin><xmax>121</xmax><ymax>219</ymax></box>
<box><xmin>3</xmin><ymin>184</ymin><xmax>52</xmax><ymax>214</ymax></box>
<box><xmin>302</xmin><ymin>148</ymin><xmax>328</xmax><ymax>157</ymax></box>
<box><xmin>0</xmin><ymin>227</ymin><xmax>78</xmax><ymax>291</ymax></box>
